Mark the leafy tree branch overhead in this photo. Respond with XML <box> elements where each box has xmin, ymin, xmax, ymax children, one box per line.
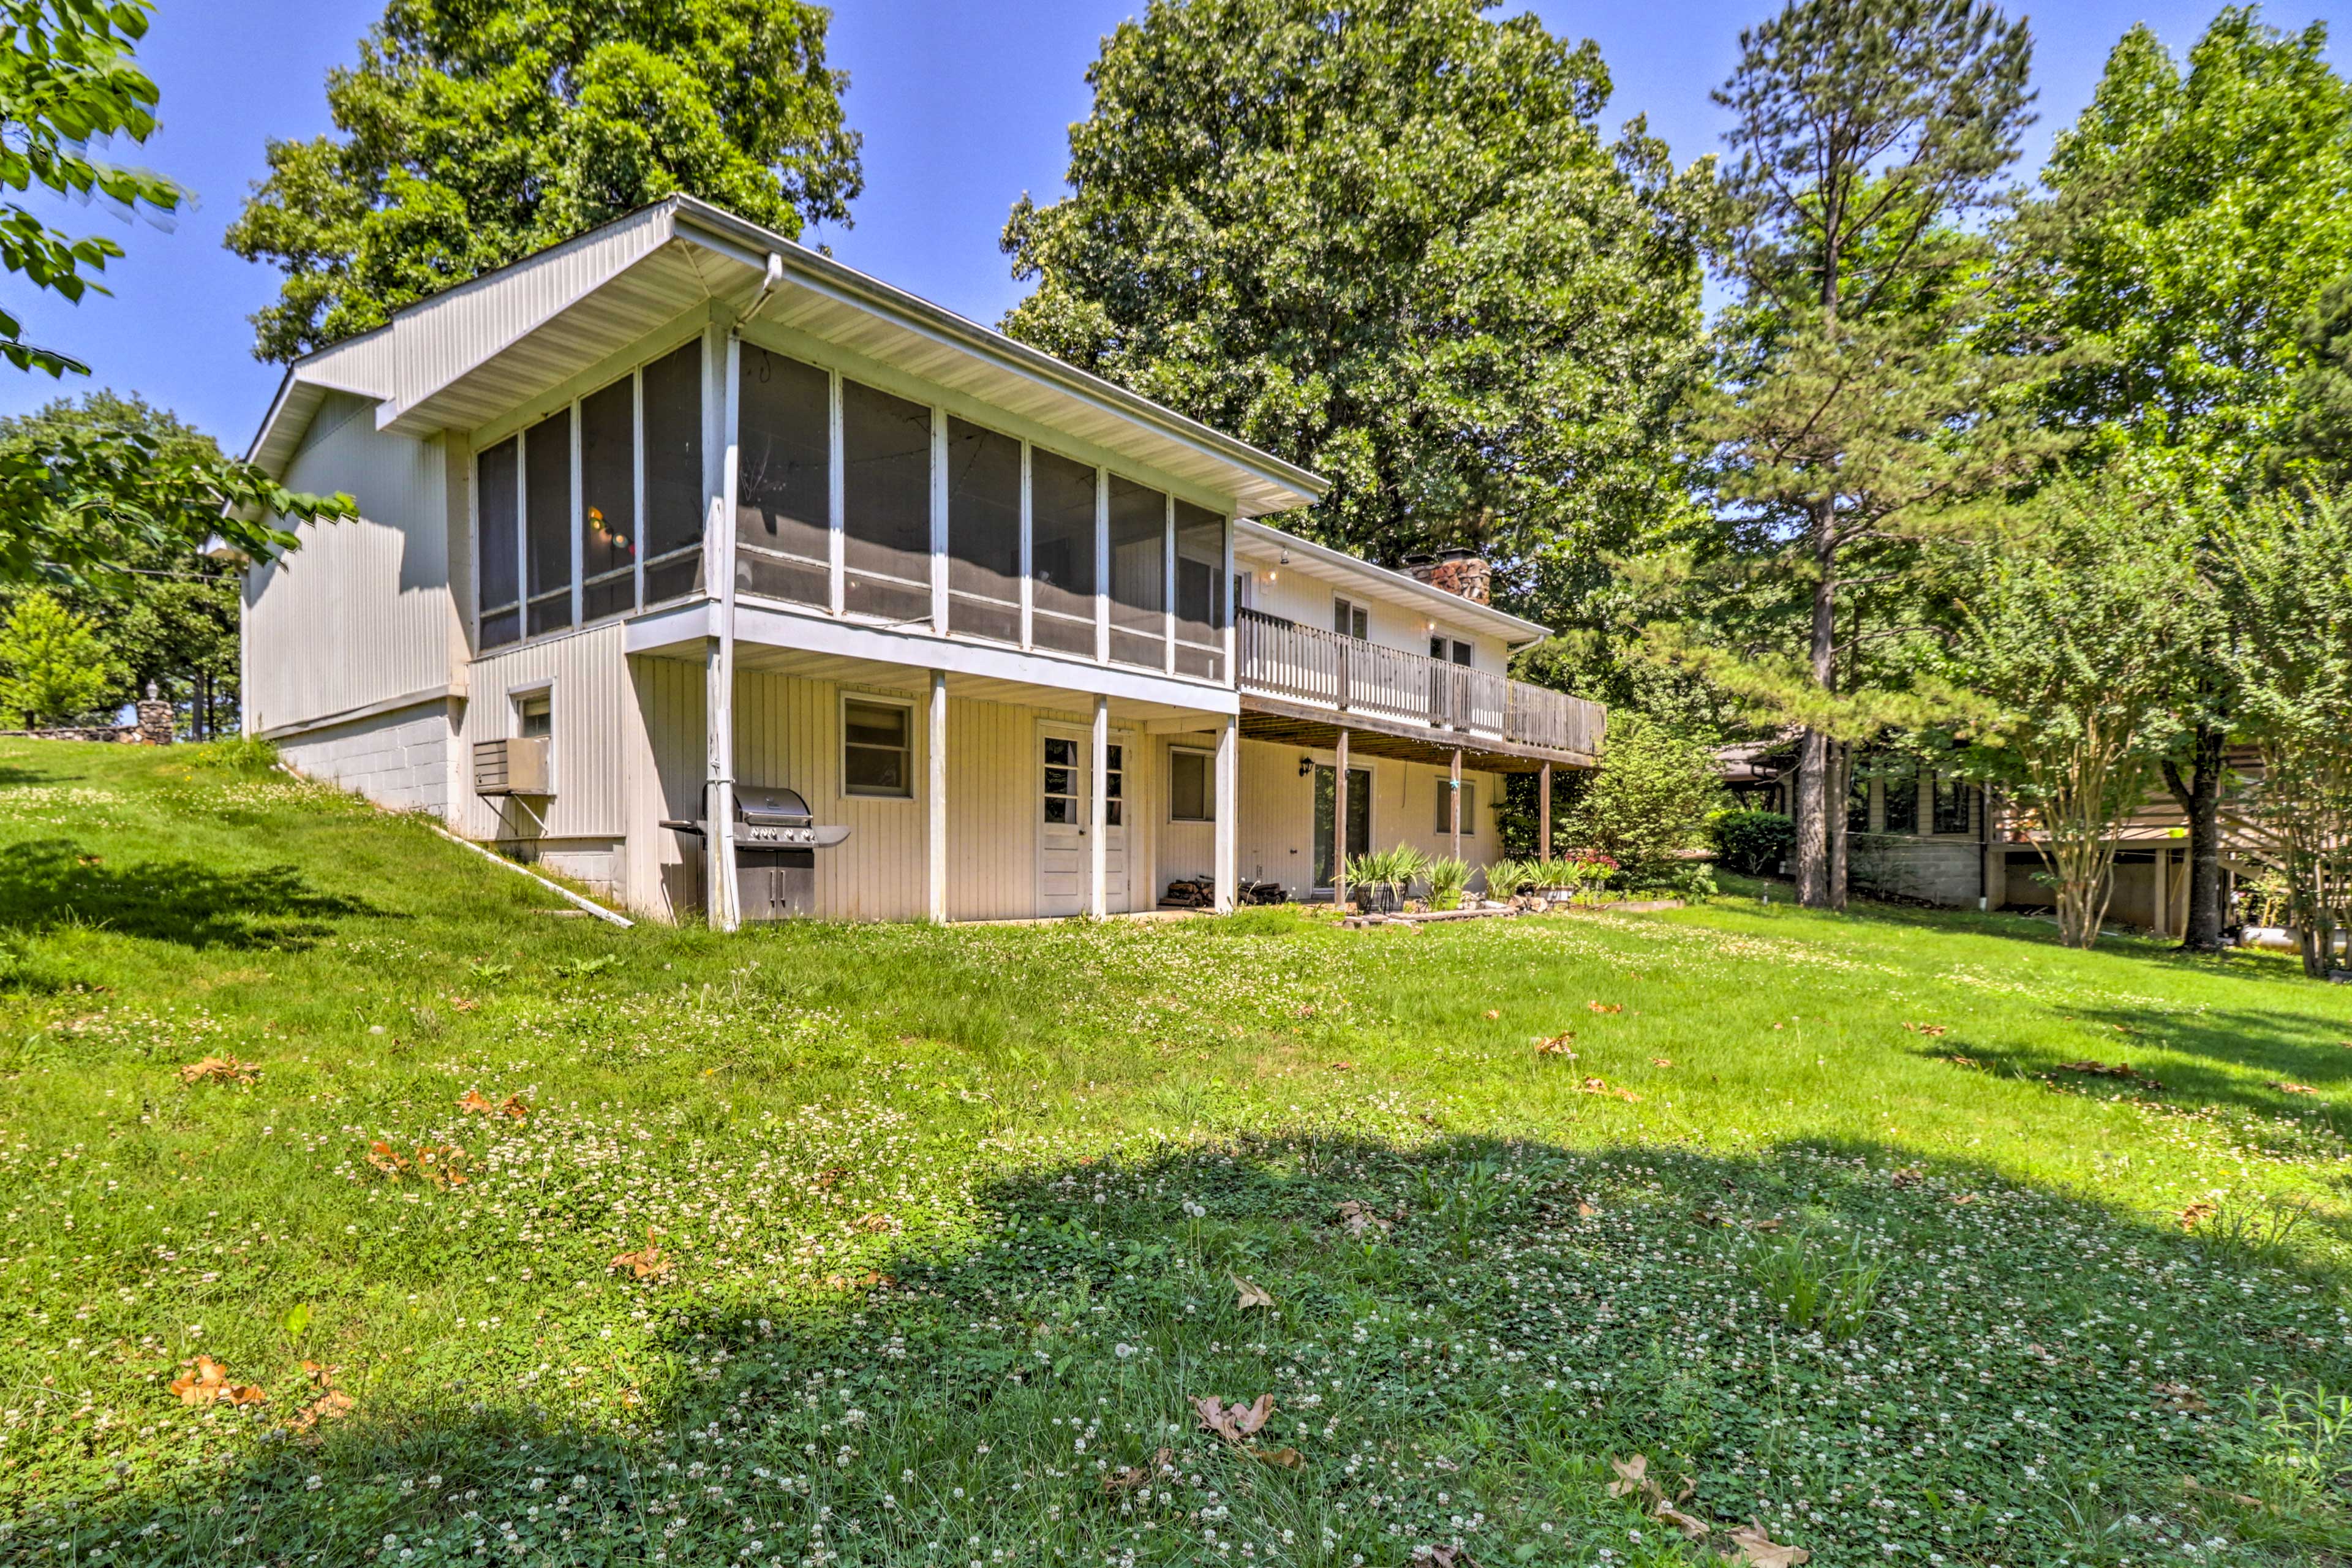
<box><xmin>0</xmin><ymin>0</ymin><xmax>186</xmax><ymax>378</ymax></box>
<box><xmin>226</xmin><ymin>0</ymin><xmax>866</xmax><ymax>363</ymax></box>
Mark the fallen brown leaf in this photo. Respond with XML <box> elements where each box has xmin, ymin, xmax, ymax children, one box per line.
<box><xmin>1606</xmin><ymin>1452</ymin><xmax>1656</xmax><ymax>1501</ymax></box>
<box><xmin>1727</xmin><ymin>1520</ymin><xmax>1811</xmax><ymax>1566</ymax></box>
<box><xmin>856</xmin><ymin>1212</ymin><xmax>899</xmax><ymax>1234</ymax></box>
<box><xmin>448</xmin><ymin>995</ymin><xmax>478</xmax><ymax>1012</ymax></box>
<box><xmin>1191</xmin><ymin>1392</ymin><xmax>1275</xmax><ymax>1444</ymax></box>
<box><xmin>1889</xmin><ymin>1164</ymin><xmax>1924</xmax><ymax>1188</ymax></box>
<box><xmin>285</xmin><ymin>1386</ymin><xmax>354</xmax><ymax>1434</ymax></box>
<box><xmin>2269</xmin><ymin>1081</ymin><xmax>2319</xmax><ymax>1095</ymax></box>
<box><xmin>2178</xmin><ymin>1200</ymin><xmax>2219</xmax><ymax>1231</ymax></box>
<box><xmin>1533</xmin><ymin>1032</ymin><xmax>1577</xmax><ymax>1057</ymax></box>
<box><xmin>168</xmin><ymin>1355</ymin><xmax>265</xmax><ymax>1408</ymax></box>
<box><xmin>1335</xmin><ymin>1199</ymin><xmax>1392</xmax><ymax>1237</ymax></box>
<box><xmin>2181</xmin><ymin>1476</ymin><xmax>2265</xmax><ymax>1510</ymax></box>
<box><xmin>1410</xmin><ymin>1547</ymin><xmax>1469</xmax><ymax>1568</ymax></box>
<box><xmin>1902</xmin><ymin>1021</ymin><xmax>1948</xmax><ymax>1037</ymax></box>
<box><xmin>500</xmin><ymin>1094</ymin><xmax>529</xmax><ymax>1120</ymax></box>
<box><xmin>178</xmin><ymin>1056</ymin><xmax>260</xmax><ymax>1086</ymax></box>
<box><xmin>1231</xmin><ymin>1273</ymin><xmax>1274</xmax><ymax>1311</ymax></box>
<box><xmin>1950</xmin><ymin>1192</ymin><xmax>1980</xmax><ymax>1206</ymax></box>
<box><xmin>364</xmin><ymin>1141</ymin><xmax>409</xmax><ymax>1179</ymax></box>
<box><xmin>1249</xmin><ymin>1445</ymin><xmax>1305</xmax><ymax>1468</ymax></box>
<box><xmin>1328</xmin><ymin>1060</ymin><xmax>1354</xmax><ymax>1072</ymax></box>
<box><xmin>458</xmin><ymin>1090</ymin><xmax>496</xmax><ymax>1115</ymax></box>
<box><xmin>1482</xmin><ymin>1009</ymin><xmax>1500</xmax><ymax>1021</ymax></box>
<box><xmin>1651</xmin><ymin>1057</ymin><xmax>1674</xmax><ymax>1068</ymax></box>
<box><xmin>1576</xmin><ymin>1200</ymin><xmax>1600</xmax><ymax>1218</ymax></box>
<box><xmin>1655</xmin><ymin>1499</ymin><xmax>1711</xmax><ymax>1540</ymax></box>
<box><xmin>1588</xmin><ymin>1000</ymin><xmax>1623</xmax><ymax>1014</ymax></box>
<box><xmin>611</xmin><ymin>1227</ymin><xmax>673</xmax><ymax>1281</ymax></box>
<box><xmin>1104</xmin><ymin>1447</ymin><xmax>1172</xmax><ymax>1493</ymax></box>
<box><xmin>2154</xmin><ymin>1381</ymin><xmax>2211</xmax><ymax>1412</ymax></box>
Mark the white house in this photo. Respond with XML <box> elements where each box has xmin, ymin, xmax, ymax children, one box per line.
<box><xmin>239</xmin><ymin>196</ymin><xmax>1604</xmax><ymax>927</ymax></box>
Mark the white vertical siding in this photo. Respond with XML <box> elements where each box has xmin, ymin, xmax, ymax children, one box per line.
<box><xmin>1234</xmin><ymin>737</ymin><xmax>1502</xmax><ymax>900</ymax></box>
<box><xmin>451</xmin><ymin>623</ymin><xmax>636</xmax><ymax>842</ymax></box>
<box><xmin>245</xmin><ymin>394</ymin><xmax>459</xmax><ymax>733</ymax></box>
<box><xmin>1240</xmin><ymin>557</ymin><xmax>1506</xmax><ymax>674</ymax></box>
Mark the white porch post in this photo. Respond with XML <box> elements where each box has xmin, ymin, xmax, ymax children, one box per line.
<box><xmin>1450</xmin><ymin>747</ymin><xmax>1463</xmax><ymax>862</ymax></box>
<box><xmin>1333</xmin><ymin>727</ymin><xmax>1349</xmax><ymax>911</ymax></box>
<box><xmin>1214</xmin><ymin>714</ymin><xmax>1238</xmax><ymax>913</ymax></box>
<box><xmin>1090</xmin><ymin>695</ymin><xmax>1110</xmax><ymax>918</ymax></box>
<box><xmin>928</xmin><ymin>669</ymin><xmax>948</xmax><ymax>925</ymax></box>
<box><xmin>706</xmin><ymin>321</ymin><xmax>743</xmax><ymax>932</ymax></box>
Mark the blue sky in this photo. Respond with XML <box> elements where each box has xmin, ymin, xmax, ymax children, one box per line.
<box><xmin>0</xmin><ymin>0</ymin><xmax>2336</xmax><ymax>452</ymax></box>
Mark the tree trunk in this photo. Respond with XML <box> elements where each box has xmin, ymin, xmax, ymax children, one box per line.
<box><xmin>1795</xmin><ymin>500</ymin><xmax>1839</xmax><ymax>909</ymax></box>
<box><xmin>1829</xmin><ymin>741</ymin><xmax>1850</xmax><ymax>911</ymax></box>
<box><xmin>2161</xmin><ymin>727</ymin><xmax>2226</xmax><ymax>953</ymax></box>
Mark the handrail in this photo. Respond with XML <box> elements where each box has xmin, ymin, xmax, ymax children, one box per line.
<box><xmin>1237</xmin><ymin>608</ymin><xmax>1604</xmax><ymax>756</ymax></box>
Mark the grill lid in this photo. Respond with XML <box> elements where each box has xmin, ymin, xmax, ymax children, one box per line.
<box><xmin>736</xmin><ymin>787</ymin><xmax>813</xmax><ymax>827</ymax></box>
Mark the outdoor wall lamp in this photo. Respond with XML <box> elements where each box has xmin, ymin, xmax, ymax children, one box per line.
<box><xmin>1298</xmin><ymin>756</ymin><xmax>1314</xmax><ymax>777</ymax></box>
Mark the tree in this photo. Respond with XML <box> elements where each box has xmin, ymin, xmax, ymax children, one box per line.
<box><xmin>1684</xmin><ymin>0</ymin><xmax>2038</xmax><ymax>914</ymax></box>
<box><xmin>1954</xmin><ymin>470</ymin><xmax>2201</xmax><ymax>948</ymax></box>
<box><xmin>1000</xmin><ymin>0</ymin><xmax>1709</xmax><ymax>607</ymax></box>
<box><xmin>0</xmin><ymin>0</ymin><xmax>186</xmax><ymax>377</ymax></box>
<box><xmin>2216</xmin><ymin>489</ymin><xmax>2352</xmax><ymax>978</ymax></box>
<box><xmin>0</xmin><ymin>391</ymin><xmax>350</xmax><ymax>589</ymax></box>
<box><xmin>2283</xmin><ymin>276</ymin><xmax>2352</xmax><ymax>489</ymax></box>
<box><xmin>1562</xmin><ymin>716</ymin><xmax>1725</xmax><ymax>887</ymax></box>
<box><xmin>227</xmin><ymin>0</ymin><xmax>864</xmax><ymax>363</ymax></box>
<box><xmin>0</xmin><ymin>589</ymin><xmax>119</xmax><ymax>726</ymax></box>
<box><xmin>2005</xmin><ymin>10</ymin><xmax>2352</xmax><ymax>951</ymax></box>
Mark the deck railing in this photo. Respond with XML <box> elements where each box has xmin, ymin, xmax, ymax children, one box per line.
<box><xmin>1237</xmin><ymin>608</ymin><xmax>1604</xmax><ymax>758</ymax></box>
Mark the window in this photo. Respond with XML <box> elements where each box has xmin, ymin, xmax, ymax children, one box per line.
<box><xmin>1436</xmin><ymin>777</ymin><xmax>1476</xmax><ymax>835</ymax></box>
<box><xmin>947</xmin><ymin>417</ymin><xmax>1022</xmax><ymax>643</ymax></box>
<box><xmin>1169</xmin><ymin>748</ymin><xmax>1215</xmax><ymax>822</ymax></box>
<box><xmin>1107</xmin><ymin>475</ymin><xmax>1167</xmax><ymax>669</ymax></box>
<box><xmin>1847</xmin><ymin>769</ymin><xmax>1872</xmax><ymax>833</ymax></box>
<box><xmin>1030</xmin><ymin>448</ymin><xmax>1098</xmax><ymax>657</ymax></box>
<box><xmin>1106</xmin><ymin>742</ymin><xmax>1123</xmax><ymax>826</ymax></box>
<box><xmin>641</xmin><ymin>341</ymin><xmax>705</xmax><ymax>603</ymax></box>
<box><xmin>514</xmin><ymin>691</ymin><xmax>552</xmax><ymax>739</ymax></box>
<box><xmin>523</xmin><ymin>413</ymin><xmax>573</xmax><ymax>636</ymax></box>
<box><xmin>736</xmin><ymin>348</ymin><xmax>832</xmax><ymax>607</ymax></box>
<box><xmin>1174</xmin><ymin>501</ymin><xmax>1226</xmax><ymax>679</ymax></box>
<box><xmin>1041</xmin><ymin>737</ymin><xmax>1121</xmax><ymax>825</ymax></box>
<box><xmin>1932</xmin><ymin>772</ymin><xmax>1972</xmax><ymax>835</ymax></box>
<box><xmin>477</xmin><ymin>437</ymin><xmax>521</xmax><ymax>649</ymax></box>
<box><xmin>1880</xmin><ymin>758</ymin><xmax>1919</xmax><ymax>834</ymax></box>
<box><xmin>842</xmin><ymin>699</ymin><xmax>913</xmax><ymax>797</ymax></box>
<box><xmin>579</xmin><ymin>378</ymin><xmax>636</xmax><ymax>620</ymax></box>
<box><xmin>842</xmin><ymin>379</ymin><xmax>932</xmax><ymax>622</ymax></box>
<box><xmin>1335</xmin><ymin>597</ymin><xmax>1368</xmax><ymax>640</ymax></box>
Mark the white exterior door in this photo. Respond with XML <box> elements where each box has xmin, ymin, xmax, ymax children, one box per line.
<box><xmin>1036</xmin><ymin>727</ymin><xmax>1129</xmax><ymax>916</ymax></box>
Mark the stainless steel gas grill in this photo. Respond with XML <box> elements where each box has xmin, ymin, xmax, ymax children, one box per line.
<box><xmin>662</xmin><ymin>787</ymin><xmax>850</xmax><ymax>920</ymax></box>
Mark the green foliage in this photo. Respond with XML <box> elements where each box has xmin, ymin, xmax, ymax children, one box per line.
<box><xmin>1563</xmin><ymin>717</ymin><xmax>1724</xmax><ymax>886</ymax></box>
<box><xmin>0</xmin><ymin>589</ymin><xmax>119</xmax><ymax>725</ymax></box>
<box><xmin>0</xmin><ymin>0</ymin><xmax>185</xmax><ymax>378</ymax></box>
<box><xmin>184</xmin><ymin>736</ymin><xmax>280</xmax><ymax>774</ymax></box>
<box><xmin>1344</xmin><ymin>843</ymin><xmax>1429</xmax><ymax>897</ymax></box>
<box><xmin>0</xmin><ymin>390</ymin><xmax>352</xmax><ymax>590</ymax></box>
<box><xmin>1000</xmin><ymin>0</ymin><xmax>1708</xmax><ymax>606</ymax></box>
<box><xmin>2011</xmin><ymin>10</ymin><xmax>2352</xmax><ymax>468</ymax></box>
<box><xmin>2285</xmin><ymin>275</ymin><xmax>2352</xmax><ymax>491</ymax></box>
<box><xmin>1424</xmin><ymin>855</ymin><xmax>1470</xmax><ymax>911</ymax></box>
<box><xmin>1708</xmin><ymin>807</ymin><xmax>1795</xmax><ymax>876</ymax></box>
<box><xmin>227</xmin><ymin>0</ymin><xmax>864</xmax><ymax>361</ymax></box>
<box><xmin>1743</xmin><ymin>1226</ymin><xmax>1888</xmax><ymax>1341</ymax></box>
<box><xmin>1954</xmin><ymin>466</ymin><xmax>2207</xmax><ymax>946</ymax></box>
<box><xmin>2214</xmin><ymin>489</ymin><xmax>2352</xmax><ymax>976</ymax></box>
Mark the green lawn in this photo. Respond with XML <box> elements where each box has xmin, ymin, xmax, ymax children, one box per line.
<box><xmin>2</xmin><ymin>742</ymin><xmax>2351</xmax><ymax>1567</ymax></box>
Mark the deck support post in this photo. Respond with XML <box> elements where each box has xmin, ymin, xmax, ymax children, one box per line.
<box><xmin>927</xmin><ymin>669</ymin><xmax>948</xmax><ymax>925</ymax></box>
<box><xmin>1214</xmin><ymin>714</ymin><xmax>1238</xmax><ymax>913</ymax></box>
<box><xmin>1333</xmin><ymin>727</ymin><xmax>1349</xmax><ymax>911</ymax></box>
<box><xmin>1090</xmin><ymin>695</ymin><xmax>1109</xmax><ymax>918</ymax></box>
<box><xmin>706</xmin><ymin>321</ymin><xmax>742</xmax><ymax>933</ymax></box>
<box><xmin>2151</xmin><ymin>844</ymin><xmax>2169</xmax><ymax>938</ymax></box>
<box><xmin>1450</xmin><ymin>747</ymin><xmax>1463</xmax><ymax>864</ymax></box>
<box><xmin>1539</xmin><ymin>761</ymin><xmax>1552</xmax><ymax>862</ymax></box>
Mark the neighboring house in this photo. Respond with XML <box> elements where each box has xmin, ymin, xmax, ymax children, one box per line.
<box><xmin>239</xmin><ymin>196</ymin><xmax>1604</xmax><ymax>927</ymax></box>
<box><xmin>1727</xmin><ymin>745</ymin><xmax>2256</xmax><ymax>935</ymax></box>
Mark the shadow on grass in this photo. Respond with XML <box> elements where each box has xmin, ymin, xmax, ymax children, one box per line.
<box><xmin>23</xmin><ymin>1133</ymin><xmax>2352</xmax><ymax>1565</ymax></box>
<box><xmin>0</xmin><ymin>837</ymin><xmax>377</xmax><ymax>951</ymax></box>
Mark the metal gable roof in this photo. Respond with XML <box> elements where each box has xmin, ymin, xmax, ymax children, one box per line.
<box><xmin>247</xmin><ymin>197</ymin><xmax>1327</xmax><ymax>518</ymax></box>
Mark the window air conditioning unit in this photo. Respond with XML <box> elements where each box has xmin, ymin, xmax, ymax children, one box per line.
<box><xmin>474</xmin><ymin>736</ymin><xmax>552</xmax><ymax>796</ymax></box>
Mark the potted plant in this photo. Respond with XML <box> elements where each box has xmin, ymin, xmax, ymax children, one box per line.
<box><xmin>1427</xmin><ymin>855</ymin><xmax>1471</xmax><ymax>911</ymax></box>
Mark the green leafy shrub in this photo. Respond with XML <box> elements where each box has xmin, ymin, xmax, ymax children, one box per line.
<box><xmin>0</xmin><ymin>591</ymin><xmax>122</xmax><ymax>726</ymax></box>
<box><xmin>1709</xmin><ymin>807</ymin><xmax>1795</xmax><ymax>876</ymax></box>
<box><xmin>1565</xmin><ymin>717</ymin><xmax>1725</xmax><ymax>886</ymax></box>
<box><xmin>186</xmin><ymin>736</ymin><xmax>281</xmax><ymax>773</ymax></box>
<box><xmin>1427</xmin><ymin>855</ymin><xmax>1470</xmax><ymax>910</ymax></box>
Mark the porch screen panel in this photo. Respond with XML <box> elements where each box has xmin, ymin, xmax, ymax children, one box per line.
<box><xmin>1174</xmin><ymin>500</ymin><xmax>1226</xmax><ymax>680</ymax></box>
<box><xmin>1030</xmin><ymin>448</ymin><xmax>1098</xmax><ymax>657</ymax></box>
<box><xmin>524</xmin><ymin>412</ymin><xmax>574</xmax><ymax>637</ymax></box>
<box><xmin>1880</xmin><ymin>759</ymin><xmax>1920</xmax><ymax>834</ymax></box>
<box><xmin>641</xmin><ymin>341</ymin><xmax>704</xmax><ymax>603</ymax></box>
<box><xmin>842</xmin><ymin>379</ymin><xmax>932</xmax><ymax>622</ymax></box>
<box><xmin>477</xmin><ymin>437</ymin><xmax>521</xmax><ymax>649</ymax></box>
<box><xmin>1107</xmin><ymin>475</ymin><xmax>1166</xmax><ymax>669</ymax></box>
<box><xmin>946</xmin><ymin>417</ymin><xmax>1022</xmax><ymax>643</ymax></box>
<box><xmin>579</xmin><ymin>378</ymin><xmax>636</xmax><ymax>620</ymax></box>
<box><xmin>736</xmin><ymin>349</ymin><xmax>831</xmax><ymax>606</ymax></box>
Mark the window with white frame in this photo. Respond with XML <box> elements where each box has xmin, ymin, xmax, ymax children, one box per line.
<box><xmin>1169</xmin><ymin>747</ymin><xmax>1215</xmax><ymax>823</ymax></box>
<box><xmin>475</xmin><ymin>338</ymin><xmax>703</xmax><ymax>651</ymax></box>
<box><xmin>842</xmin><ymin>698</ymin><xmax>914</xmax><ymax>798</ymax></box>
<box><xmin>1334</xmin><ymin>596</ymin><xmax>1368</xmax><ymax>640</ymax></box>
<box><xmin>514</xmin><ymin>690</ymin><xmax>552</xmax><ymax>739</ymax></box>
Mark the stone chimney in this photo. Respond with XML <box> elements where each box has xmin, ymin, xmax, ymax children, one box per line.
<box><xmin>1404</xmin><ymin>548</ymin><xmax>1491</xmax><ymax>606</ymax></box>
